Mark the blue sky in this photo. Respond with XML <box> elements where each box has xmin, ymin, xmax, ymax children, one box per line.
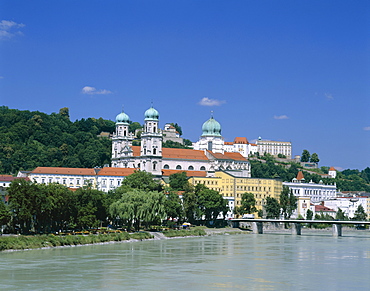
<box><xmin>1</xmin><ymin>1</ymin><xmax>369</xmax><ymax>170</ymax></box>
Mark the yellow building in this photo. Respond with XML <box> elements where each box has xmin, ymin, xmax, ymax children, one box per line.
<box><xmin>188</xmin><ymin>171</ymin><xmax>282</xmax><ymax>216</ymax></box>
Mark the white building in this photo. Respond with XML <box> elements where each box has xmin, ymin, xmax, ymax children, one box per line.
<box><xmin>283</xmin><ymin>171</ymin><xmax>337</xmax><ymax>203</ymax></box>
<box><xmin>323</xmin><ymin>196</ymin><xmax>369</xmax><ymax>219</ymax></box>
<box><xmin>112</xmin><ymin>107</ymin><xmax>251</xmax><ymax>178</ymax></box>
<box><xmin>256</xmin><ymin>137</ymin><xmax>292</xmax><ymax>159</ymax></box>
<box><xmin>29</xmin><ymin>167</ymin><xmax>98</xmax><ymax>189</ymax></box>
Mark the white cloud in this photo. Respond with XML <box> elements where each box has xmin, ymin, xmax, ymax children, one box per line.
<box><xmin>81</xmin><ymin>86</ymin><xmax>112</xmax><ymax>95</ymax></box>
<box><xmin>0</xmin><ymin>20</ymin><xmax>25</xmax><ymax>40</ymax></box>
<box><xmin>274</xmin><ymin>115</ymin><xmax>289</xmax><ymax>120</ymax></box>
<box><xmin>325</xmin><ymin>93</ymin><xmax>334</xmax><ymax>100</ymax></box>
<box><xmin>363</xmin><ymin>126</ymin><xmax>370</xmax><ymax>131</ymax></box>
<box><xmin>198</xmin><ymin>97</ymin><xmax>225</xmax><ymax>106</ymax></box>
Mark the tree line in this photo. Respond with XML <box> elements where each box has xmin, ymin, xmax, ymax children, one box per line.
<box><xmin>0</xmin><ymin>171</ymin><xmax>229</xmax><ymax>234</ymax></box>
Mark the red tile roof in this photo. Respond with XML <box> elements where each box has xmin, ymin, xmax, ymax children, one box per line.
<box><xmin>163</xmin><ymin>148</ymin><xmax>208</xmax><ymax>161</ymax></box>
<box><xmin>97</xmin><ymin>167</ymin><xmax>138</xmax><ymax>176</ymax></box>
<box><xmin>0</xmin><ymin>175</ymin><xmax>28</xmax><ymax>182</ymax></box>
<box><xmin>234</xmin><ymin>137</ymin><xmax>249</xmax><ymax>144</ymax></box>
<box><xmin>224</xmin><ymin>142</ymin><xmax>233</xmax><ymax>145</ymax></box>
<box><xmin>162</xmin><ymin>170</ymin><xmax>207</xmax><ymax>177</ymax></box>
<box><xmin>329</xmin><ymin>167</ymin><xmax>336</xmax><ymax>171</ymax></box>
<box><xmin>31</xmin><ymin>167</ymin><xmax>96</xmax><ymax>175</ymax></box>
<box><xmin>223</xmin><ymin>152</ymin><xmax>248</xmax><ymax>161</ymax></box>
<box><xmin>296</xmin><ymin>171</ymin><xmax>305</xmax><ymax>180</ymax></box>
<box><xmin>315</xmin><ymin>205</ymin><xmax>335</xmax><ymax>212</ymax></box>
<box><xmin>207</xmin><ymin>151</ymin><xmax>248</xmax><ymax>161</ymax></box>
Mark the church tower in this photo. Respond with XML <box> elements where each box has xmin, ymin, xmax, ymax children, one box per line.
<box><xmin>111</xmin><ymin>109</ymin><xmax>134</xmax><ymax>168</ymax></box>
<box><xmin>140</xmin><ymin>106</ymin><xmax>163</xmax><ymax>176</ymax></box>
<box><xmin>193</xmin><ymin>112</ymin><xmax>224</xmax><ymax>153</ymax></box>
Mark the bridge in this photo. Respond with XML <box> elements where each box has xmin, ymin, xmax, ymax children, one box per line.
<box><xmin>231</xmin><ymin>219</ymin><xmax>370</xmax><ymax>237</ymax></box>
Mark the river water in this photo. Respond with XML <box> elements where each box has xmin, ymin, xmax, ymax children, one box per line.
<box><xmin>1</xmin><ymin>231</ymin><xmax>370</xmax><ymax>290</ymax></box>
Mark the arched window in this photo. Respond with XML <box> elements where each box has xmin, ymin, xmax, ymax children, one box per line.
<box><xmin>200</xmin><ymin>166</ymin><xmax>206</xmax><ymax>171</ymax></box>
<box><xmin>176</xmin><ymin>165</ymin><xmax>182</xmax><ymax>170</ymax></box>
<box><xmin>164</xmin><ymin>164</ymin><xmax>169</xmax><ymax>169</ymax></box>
<box><xmin>188</xmin><ymin>166</ymin><xmax>194</xmax><ymax>170</ymax></box>
<box><xmin>153</xmin><ymin>148</ymin><xmax>157</xmax><ymax>155</ymax></box>
<box><xmin>153</xmin><ymin>162</ymin><xmax>157</xmax><ymax>170</ymax></box>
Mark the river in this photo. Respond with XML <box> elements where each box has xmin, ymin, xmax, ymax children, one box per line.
<box><xmin>1</xmin><ymin>231</ymin><xmax>370</xmax><ymax>290</ymax></box>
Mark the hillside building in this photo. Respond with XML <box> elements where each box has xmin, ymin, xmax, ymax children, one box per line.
<box><xmin>283</xmin><ymin>171</ymin><xmax>337</xmax><ymax>203</ymax></box>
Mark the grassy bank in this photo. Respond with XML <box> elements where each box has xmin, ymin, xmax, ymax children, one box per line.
<box><xmin>0</xmin><ymin>232</ymin><xmax>153</xmax><ymax>252</ymax></box>
<box><xmin>162</xmin><ymin>227</ymin><xmax>207</xmax><ymax>237</ymax></box>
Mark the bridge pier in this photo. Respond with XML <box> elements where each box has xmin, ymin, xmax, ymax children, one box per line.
<box><xmin>332</xmin><ymin>224</ymin><xmax>342</xmax><ymax>237</ymax></box>
<box><xmin>291</xmin><ymin>223</ymin><xmax>301</xmax><ymax>235</ymax></box>
<box><xmin>252</xmin><ymin>222</ymin><xmax>263</xmax><ymax>234</ymax></box>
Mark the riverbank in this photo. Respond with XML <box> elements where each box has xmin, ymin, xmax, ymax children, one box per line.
<box><xmin>0</xmin><ymin>227</ymin><xmax>217</xmax><ymax>252</ymax></box>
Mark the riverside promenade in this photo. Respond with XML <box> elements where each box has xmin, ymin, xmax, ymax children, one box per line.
<box><xmin>231</xmin><ymin>219</ymin><xmax>370</xmax><ymax>236</ymax></box>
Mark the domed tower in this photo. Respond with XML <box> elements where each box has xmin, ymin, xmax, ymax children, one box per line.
<box><xmin>140</xmin><ymin>105</ymin><xmax>162</xmax><ymax>176</ymax></box>
<box><xmin>111</xmin><ymin>109</ymin><xmax>134</xmax><ymax>168</ymax></box>
<box><xmin>193</xmin><ymin>112</ymin><xmax>224</xmax><ymax>153</ymax></box>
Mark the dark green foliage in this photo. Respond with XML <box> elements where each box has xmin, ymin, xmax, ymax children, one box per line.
<box><xmin>0</xmin><ymin>200</ymin><xmax>11</xmax><ymax>227</ymax></box>
<box><xmin>128</xmin><ymin>122</ymin><xmax>142</xmax><ymax>134</ymax></box>
<box><xmin>306</xmin><ymin>209</ymin><xmax>314</xmax><ymax>220</ymax></box>
<box><xmin>7</xmin><ymin>179</ymin><xmax>108</xmax><ymax>234</ymax></box>
<box><xmin>301</xmin><ymin>150</ymin><xmax>310</xmax><ymax>162</ymax></box>
<box><xmin>250</xmin><ymin>156</ymin><xmax>370</xmax><ymax>192</ymax></box>
<box><xmin>170</xmin><ymin>123</ymin><xmax>182</xmax><ymax>136</ymax></box>
<box><xmin>353</xmin><ymin>205</ymin><xmax>367</xmax><ymax>221</ymax></box>
<box><xmin>234</xmin><ymin>192</ymin><xmax>256</xmax><ymax>215</ymax></box>
<box><xmin>169</xmin><ymin>171</ymin><xmax>190</xmax><ymax>191</ymax></box>
<box><xmin>335</xmin><ymin>208</ymin><xmax>348</xmax><ymax>221</ymax></box>
<box><xmin>279</xmin><ymin>186</ymin><xmax>297</xmax><ymax>219</ymax></box>
<box><xmin>0</xmin><ymin>107</ymin><xmax>114</xmax><ymax>174</ymax></box>
<box><xmin>265</xmin><ymin>197</ymin><xmax>280</xmax><ymax>219</ymax></box>
<box><xmin>164</xmin><ymin>190</ymin><xmax>184</xmax><ymax>221</ymax></box>
<box><xmin>120</xmin><ymin>170</ymin><xmax>163</xmax><ymax>191</ymax></box>
<box><xmin>183</xmin><ymin>139</ymin><xmax>193</xmax><ymax>146</ymax></box>
<box><xmin>310</xmin><ymin>153</ymin><xmax>320</xmax><ymax>163</ymax></box>
<box><xmin>162</xmin><ymin>140</ymin><xmax>190</xmax><ymax>149</ymax></box>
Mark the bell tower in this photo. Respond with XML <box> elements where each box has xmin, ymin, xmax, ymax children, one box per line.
<box><xmin>140</xmin><ymin>105</ymin><xmax>162</xmax><ymax>176</ymax></box>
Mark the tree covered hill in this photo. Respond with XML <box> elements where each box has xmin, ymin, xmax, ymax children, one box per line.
<box><xmin>0</xmin><ymin>106</ymin><xmax>115</xmax><ymax>174</ymax></box>
<box><xmin>250</xmin><ymin>155</ymin><xmax>370</xmax><ymax>192</ymax></box>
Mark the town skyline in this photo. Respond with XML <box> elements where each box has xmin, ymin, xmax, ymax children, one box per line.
<box><xmin>1</xmin><ymin>1</ymin><xmax>369</xmax><ymax>170</ymax></box>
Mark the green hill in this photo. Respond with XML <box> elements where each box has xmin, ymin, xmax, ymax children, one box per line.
<box><xmin>0</xmin><ymin>106</ymin><xmax>115</xmax><ymax>174</ymax></box>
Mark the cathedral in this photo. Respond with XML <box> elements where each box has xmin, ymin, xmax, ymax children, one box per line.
<box><xmin>111</xmin><ymin>106</ymin><xmax>251</xmax><ymax>178</ymax></box>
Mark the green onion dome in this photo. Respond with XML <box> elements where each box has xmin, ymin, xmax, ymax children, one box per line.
<box><xmin>115</xmin><ymin>111</ymin><xmax>130</xmax><ymax>124</ymax></box>
<box><xmin>201</xmin><ymin>116</ymin><xmax>222</xmax><ymax>136</ymax></box>
<box><xmin>144</xmin><ymin>106</ymin><xmax>159</xmax><ymax>121</ymax></box>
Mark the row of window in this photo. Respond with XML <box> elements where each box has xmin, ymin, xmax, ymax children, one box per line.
<box><xmin>163</xmin><ymin>165</ymin><xmax>206</xmax><ymax>171</ymax></box>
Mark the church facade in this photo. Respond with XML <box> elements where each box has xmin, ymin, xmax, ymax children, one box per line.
<box><xmin>111</xmin><ymin>106</ymin><xmax>251</xmax><ymax>178</ymax></box>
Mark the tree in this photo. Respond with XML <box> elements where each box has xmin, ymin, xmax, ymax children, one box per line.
<box><xmin>310</xmin><ymin>153</ymin><xmax>320</xmax><ymax>163</ymax></box>
<box><xmin>235</xmin><ymin>193</ymin><xmax>256</xmax><ymax>216</ymax></box>
<box><xmin>72</xmin><ymin>186</ymin><xmax>107</xmax><ymax>230</ymax></box>
<box><xmin>301</xmin><ymin>150</ymin><xmax>310</xmax><ymax>162</ymax></box>
<box><xmin>109</xmin><ymin>189</ymin><xmax>166</xmax><ymax>231</ymax></box>
<box><xmin>264</xmin><ymin>197</ymin><xmax>280</xmax><ymax>219</ymax></box>
<box><xmin>335</xmin><ymin>208</ymin><xmax>347</xmax><ymax>221</ymax></box>
<box><xmin>170</xmin><ymin>123</ymin><xmax>182</xmax><ymax>136</ymax></box>
<box><xmin>182</xmin><ymin>190</ymin><xmax>199</xmax><ymax>224</ymax></box>
<box><xmin>128</xmin><ymin>122</ymin><xmax>142</xmax><ymax>134</ymax></box>
<box><xmin>306</xmin><ymin>209</ymin><xmax>313</xmax><ymax>220</ymax></box>
<box><xmin>0</xmin><ymin>200</ymin><xmax>11</xmax><ymax>229</ymax></box>
<box><xmin>120</xmin><ymin>170</ymin><xmax>163</xmax><ymax>191</ymax></box>
<box><xmin>164</xmin><ymin>190</ymin><xmax>183</xmax><ymax>221</ymax></box>
<box><xmin>59</xmin><ymin>107</ymin><xmax>70</xmax><ymax>120</ymax></box>
<box><xmin>169</xmin><ymin>172</ymin><xmax>191</xmax><ymax>191</ymax></box>
<box><xmin>279</xmin><ymin>186</ymin><xmax>297</xmax><ymax>219</ymax></box>
<box><xmin>196</xmin><ymin>185</ymin><xmax>228</xmax><ymax>224</ymax></box>
<box><xmin>353</xmin><ymin>205</ymin><xmax>367</xmax><ymax>221</ymax></box>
